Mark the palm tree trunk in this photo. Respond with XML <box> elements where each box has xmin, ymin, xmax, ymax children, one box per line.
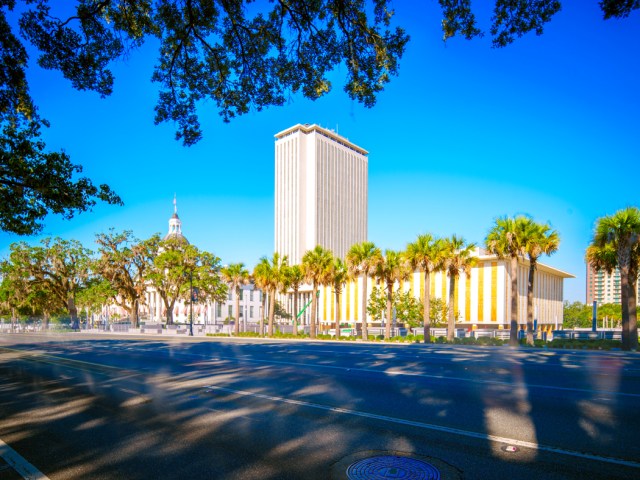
<box><xmin>335</xmin><ymin>290</ymin><xmax>341</xmax><ymax>333</ymax></box>
<box><xmin>234</xmin><ymin>285</ymin><xmax>240</xmax><ymax>336</ymax></box>
<box><xmin>629</xmin><ymin>272</ymin><xmax>638</xmax><ymax>350</ymax></box>
<box><xmin>268</xmin><ymin>288</ymin><xmax>275</xmax><ymax>337</ymax></box>
<box><xmin>628</xmin><ymin>280</ymin><xmax>638</xmax><ymax>350</ymax></box>
<box><xmin>423</xmin><ymin>270</ymin><xmax>431</xmax><ymax>343</ymax></box>
<box><xmin>447</xmin><ymin>274</ymin><xmax>455</xmax><ymax>342</ymax></box>
<box><xmin>385</xmin><ymin>281</ymin><xmax>393</xmax><ymax>340</ymax></box>
<box><xmin>509</xmin><ymin>256</ymin><xmax>519</xmax><ymax>346</ymax></box>
<box><xmin>361</xmin><ymin>275</ymin><xmax>369</xmax><ymax>340</ymax></box>
<box><xmin>292</xmin><ymin>288</ymin><xmax>299</xmax><ymax>336</ymax></box>
<box><xmin>620</xmin><ymin>259</ymin><xmax>632</xmax><ymax>350</ymax></box>
<box><xmin>526</xmin><ymin>263</ymin><xmax>536</xmax><ymax>346</ymax></box>
<box><xmin>259</xmin><ymin>294</ymin><xmax>266</xmax><ymax>336</ymax></box>
<box><xmin>310</xmin><ymin>286</ymin><xmax>318</xmax><ymax>338</ymax></box>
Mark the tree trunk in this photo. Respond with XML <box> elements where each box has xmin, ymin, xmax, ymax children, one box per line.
<box><xmin>268</xmin><ymin>288</ymin><xmax>275</xmax><ymax>337</ymax></box>
<box><xmin>234</xmin><ymin>285</ymin><xmax>241</xmax><ymax>336</ymax></box>
<box><xmin>385</xmin><ymin>281</ymin><xmax>393</xmax><ymax>340</ymax></box>
<box><xmin>509</xmin><ymin>256</ymin><xmax>519</xmax><ymax>347</ymax></box>
<box><xmin>259</xmin><ymin>294</ymin><xmax>266</xmax><ymax>336</ymax></box>
<box><xmin>68</xmin><ymin>296</ymin><xmax>79</xmax><ymax>330</ymax></box>
<box><xmin>132</xmin><ymin>298</ymin><xmax>140</xmax><ymax>328</ymax></box>
<box><xmin>447</xmin><ymin>273</ymin><xmax>455</xmax><ymax>342</ymax></box>
<box><xmin>620</xmin><ymin>259</ymin><xmax>632</xmax><ymax>351</ymax></box>
<box><xmin>629</xmin><ymin>274</ymin><xmax>638</xmax><ymax>350</ymax></box>
<box><xmin>310</xmin><ymin>286</ymin><xmax>318</xmax><ymax>338</ymax></box>
<box><xmin>334</xmin><ymin>289</ymin><xmax>341</xmax><ymax>333</ymax></box>
<box><xmin>423</xmin><ymin>270</ymin><xmax>431</xmax><ymax>343</ymax></box>
<box><xmin>526</xmin><ymin>263</ymin><xmax>536</xmax><ymax>346</ymax></box>
<box><xmin>165</xmin><ymin>299</ymin><xmax>174</xmax><ymax>325</ymax></box>
<box><xmin>361</xmin><ymin>275</ymin><xmax>368</xmax><ymax>340</ymax></box>
<box><xmin>292</xmin><ymin>288</ymin><xmax>299</xmax><ymax>336</ymax></box>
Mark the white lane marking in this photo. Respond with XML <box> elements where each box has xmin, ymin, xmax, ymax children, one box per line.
<box><xmin>0</xmin><ymin>438</ymin><xmax>50</xmax><ymax>479</ymax></box>
<box><xmin>197</xmin><ymin>354</ymin><xmax>640</xmax><ymax>399</ymax></box>
<box><xmin>8</xmin><ymin>344</ymin><xmax>639</xmax><ymax>399</ymax></box>
<box><xmin>205</xmin><ymin>385</ymin><xmax>640</xmax><ymax>469</ymax></box>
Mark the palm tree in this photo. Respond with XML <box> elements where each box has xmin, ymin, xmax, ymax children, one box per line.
<box><xmin>346</xmin><ymin>241</ymin><xmax>383</xmax><ymax>340</ymax></box>
<box><xmin>255</xmin><ymin>253</ymin><xmax>288</xmax><ymax>337</ymax></box>
<box><xmin>330</xmin><ymin>258</ymin><xmax>348</xmax><ymax>333</ymax></box>
<box><xmin>301</xmin><ymin>246</ymin><xmax>334</xmax><ymax>338</ymax></box>
<box><xmin>404</xmin><ymin>234</ymin><xmax>446</xmax><ymax>343</ymax></box>
<box><xmin>520</xmin><ymin>218</ymin><xmax>560</xmax><ymax>346</ymax></box>
<box><xmin>590</xmin><ymin>207</ymin><xmax>640</xmax><ymax>351</ymax></box>
<box><xmin>252</xmin><ymin>258</ymin><xmax>270</xmax><ymax>336</ymax></box>
<box><xmin>285</xmin><ymin>264</ymin><xmax>305</xmax><ymax>336</ymax></box>
<box><xmin>375</xmin><ymin>250</ymin><xmax>410</xmax><ymax>340</ymax></box>
<box><xmin>443</xmin><ymin>235</ymin><xmax>477</xmax><ymax>342</ymax></box>
<box><xmin>485</xmin><ymin>216</ymin><xmax>528</xmax><ymax>346</ymax></box>
<box><xmin>221</xmin><ymin>263</ymin><xmax>250</xmax><ymax>335</ymax></box>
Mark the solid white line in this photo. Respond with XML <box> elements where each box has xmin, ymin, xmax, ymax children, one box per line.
<box><xmin>200</xmin><ymin>354</ymin><xmax>640</xmax><ymax>399</ymax></box>
<box><xmin>0</xmin><ymin>438</ymin><xmax>50</xmax><ymax>480</ymax></box>
<box><xmin>204</xmin><ymin>385</ymin><xmax>640</xmax><ymax>469</ymax></box>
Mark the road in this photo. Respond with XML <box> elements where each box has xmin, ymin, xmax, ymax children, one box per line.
<box><xmin>0</xmin><ymin>333</ymin><xmax>639</xmax><ymax>479</ymax></box>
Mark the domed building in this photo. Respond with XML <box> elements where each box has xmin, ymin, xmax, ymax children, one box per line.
<box><xmin>164</xmin><ymin>195</ymin><xmax>189</xmax><ymax>244</ymax></box>
<box><xmin>102</xmin><ymin>196</ymin><xmax>264</xmax><ymax>334</ymax></box>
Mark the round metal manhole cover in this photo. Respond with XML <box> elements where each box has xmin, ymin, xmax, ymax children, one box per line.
<box><xmin>346</xmin><ymin>455</ymin><xmax>441</xmax><ymax>480</ymax></box>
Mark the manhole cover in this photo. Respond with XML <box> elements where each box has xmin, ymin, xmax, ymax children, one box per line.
<box><xmin>346</xmin><ymin>455</ymin><xmax>441</xmax><ymax>479</ymax></box>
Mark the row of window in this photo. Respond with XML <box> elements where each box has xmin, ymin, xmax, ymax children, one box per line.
<box><xmin>216</xmin><ymin>305</ymin><xmax>255</xmax><ymax>318</ymax></box>
<box><xmin>227</xmin><ymin>289</ymin><xmax>262</xmax><ymax>301</ymax></box>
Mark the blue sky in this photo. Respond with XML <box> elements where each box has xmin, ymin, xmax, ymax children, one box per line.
<box><xmin>1</xmin><ymin>2</ymin><xmax>639</xmax><ymax>303</ymax></box>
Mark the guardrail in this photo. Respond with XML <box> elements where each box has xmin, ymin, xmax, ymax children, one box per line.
<box><xmin>552</xmin><ymin>330</ymin><xmax>622</xmax><ymax>341</ymax></box>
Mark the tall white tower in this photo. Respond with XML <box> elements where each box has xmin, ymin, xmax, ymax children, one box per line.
<box><xmin>274</xmin><ymin>124</ymin><xmax>368</xmax><ymax>264</ymax></box>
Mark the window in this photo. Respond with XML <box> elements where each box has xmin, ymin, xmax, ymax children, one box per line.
<box><xmin>250</xmin><ymin>306</ymin><xmax>254</xmax><ymax>318</ymax></box>
<box><xmin>228</xmin><ymin>305</ymin><xmax>233</xmax><ymax>317</ymax></box>
<box><xmin>228</xmin><ymin>291</ymin><xmax>232</xmax><ymax>301</ymax></box>
<box><xmin>216</xmin><ymin>304</ymin><xmax>222</xmax><ymax>317</ymax></box>
<box><xmin>250</xmin><ymin>290</ymin><xmax>254</xmax><ymax>301</ymax></box>
<box><xmin>240</xmin><ymin>289</ymin><xmax>244</xmax><ymax>301</ymax></box>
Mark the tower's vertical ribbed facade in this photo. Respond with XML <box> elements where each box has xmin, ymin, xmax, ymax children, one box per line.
<box><xmin>274</xmin><ymin>124</ymin><xmax>368</xmax><ymax>265</ymax></box>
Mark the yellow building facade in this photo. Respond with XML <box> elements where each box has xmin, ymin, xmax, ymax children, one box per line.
<box><xmin>316</xmin><ymin>252</ymin><xmax>573</xmax><ymax>333</ymax></box>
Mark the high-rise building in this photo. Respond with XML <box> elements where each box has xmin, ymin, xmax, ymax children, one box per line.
<box><xmin>586</xmin><ymin>264</ymin><xmax>640</xmax><ymax>304</ymax></box>
<box><xmin>274</xmin><ymin>124</ymin><xmax>368</xmax><ymax>264</ymax></box>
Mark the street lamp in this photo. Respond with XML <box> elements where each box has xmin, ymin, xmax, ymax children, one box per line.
<box><xmin>189</xmin><ymin>269</ymin><xmax>193</xmax><ymax>336</ymax></box>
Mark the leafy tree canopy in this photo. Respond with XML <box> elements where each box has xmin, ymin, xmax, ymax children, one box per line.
<box><xmin>366</xmin><ymin>286</ymin><xmax>424</xmax><ymax>327</ymax></box>
<box><xmin>1</xmin><ymin>1</ymin><xmax>636</xmax><ymax>235</ymax></box>
<box><xmin>5</xmin><ymin>237</ymin><xmax>93</xmax><ymax>327</ymax></box>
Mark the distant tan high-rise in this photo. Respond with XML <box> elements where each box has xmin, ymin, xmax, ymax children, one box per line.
<box><xmin>274</xmin><ymin>124</ymin><xmax>368</xmax><ymax>264</ymax></box>
<box><xmin>586</xmin><ymin>263</ymin><xmax>640</xmax><ymax>304</ymax></box>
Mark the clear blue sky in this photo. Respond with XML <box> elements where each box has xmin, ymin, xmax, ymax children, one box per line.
<box><xmin>1</xmin><ymin>2</ymin><xmax>638</xmax><ymax>303</ymax></box>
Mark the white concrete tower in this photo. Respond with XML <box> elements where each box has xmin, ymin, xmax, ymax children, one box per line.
<box><xmin>274</xmin><ymin>124</ymin><xmax>368</xmax><ymax>264</ymax></box>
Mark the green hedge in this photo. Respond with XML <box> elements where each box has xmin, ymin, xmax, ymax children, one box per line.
<box><xmin>205</xmin><ymin>332</ymin><xmax>623</xmax><ymax>350</ymax></box>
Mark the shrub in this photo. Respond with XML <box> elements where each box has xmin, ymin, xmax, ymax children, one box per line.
<box><xmin>547</xmin><ymin>338</ymin><xmax>622</xmax><ymax>350</ymax></box>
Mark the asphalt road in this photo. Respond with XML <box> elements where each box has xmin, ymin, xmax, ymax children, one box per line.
<box><xmin>0</xmin><ymin>333</ymin><xmax>639</xmax><ymax>479</ymax></box>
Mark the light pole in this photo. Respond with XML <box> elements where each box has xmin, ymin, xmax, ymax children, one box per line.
<box><xmin>189</xmin><ymin>269</ymin><xmax>194</xmax><ymax>336</ymax></box>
